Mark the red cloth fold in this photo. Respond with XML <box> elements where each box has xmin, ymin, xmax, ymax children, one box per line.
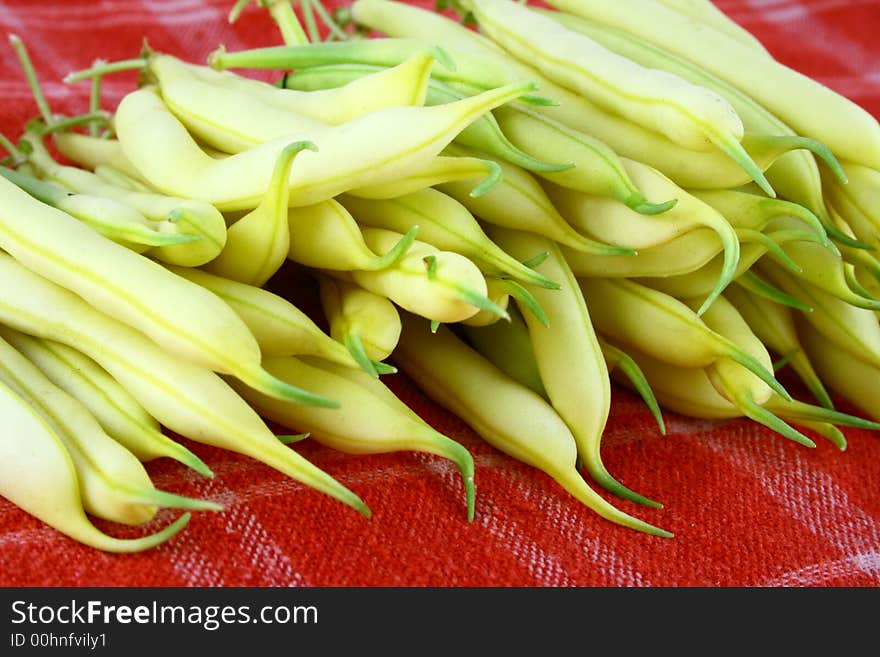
<box><xmin>1</xmin><ymin>0</ymin><xmax>879</xmax><ymax>587</ymax></box>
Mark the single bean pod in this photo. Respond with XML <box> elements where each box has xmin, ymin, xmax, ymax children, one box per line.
<box><xmin>229</xmin><ymin>354</ymin><xmax>476</xmax><ymax>522</ymax></box>
<box><xmin>0</xmin><ymin>166</ymin><xmax>196</xmax><ymax>252</ymax></box>
<box><xmin>285</xmin><ymin>198</ymin><xmax>417</xmax><ymax>272</ymax></box>
<box><xmin>23</xmin><ymin>133</ymin><xmax>226</xmax><ymax>267</ymax></box>
<box><xmin>344</xmin><ymin>152</ymin><xmax>503</xmax><ymax>200</ymax></box>
<box><xmin>0</xmin><ymin>253</ymin><xmax>370</xmax><ymax>518</ymax></box>
<box><xmin>151</xmin><ymin>48</ymin><xmax>438</xmax><ymax>132</ymax></box>
<box><xmin>723</xmin><ymin>283</ymin><xmax>833</xmax><ymax>410</ymax></box>
<box><xmin>52</xmin><ymin>132</ymin><xmax>147</xmax><ymax>183</ymax></box>
<box><xmin>489</xmin><ymin>226</ymin><xmax>660</xmax><ymax>507</ymax></box>
<box><xmin>114</xmin><ymin>81</ymin><xmax>536</xmax><ymax>210</ymax></box>
<box><xmin>2</xmin><ymin>329</ymin><xmax>213</xmax><ymax>476</ymax></box>
<box><xmin>493</xmin><ymin>105</ymin><xmax>677</xmax><ymax>215</ymax></box>
<box><xmin>0</xmin><ymin>330</ymin><xmax>223</xmax><ymax>525</ymax></box>
<box><xmin>317</xmin><ymin>274</ymin><xmax>401</xmax><ymax>377</ymax></box>
<box><xmin>0</xmin><ymin>379</ymin><xmax>191</xmax><ymax>553</ymax></box>
<box><xmin>544</xmin><ymin>0</ymin><xmax>880</xmax><ymax>171</ymax></box>
<box><xmin>563</xmin><ymin>227</ymin><xmax>718</xmax><ymax>279</ymax></box>
<box><xmin>339</xmin><ymin>188</ymin><xmax>560</xmax><ymax>290</ymax></box>
<box><xmin>546</xmin><ymin>158</ymin><xmax>740</xmax><ymax>315</ymax></box>
<box><xmin>437</xmin><ymin>143</ymin><xmax>634</xmax><ymax>256</ymax></box>
<box><xmin>282</xmin><ymin>63</ymin><xmax>571</xmax><ymax>173</ymax></box>
<box><xmin>688</xmin><ymin>295</ymin><xmax>817</xmax><ymax>448</ymax></box>
<box><xmin>0</xmin><ymin>175</ymin><xmax>334</xmax><ymax>408</ymax></box>
<box><xmin>205</xmin><ymin>141</ymin><xmax>315</xmax><ymax>287</ymax></box>
<box><xmin>578</xmin><ymin>277</ymin><xmax>789</xmax><ymax>400</ymax></box>
<box><xmin>168</xmin><ymin>265</ymin><xmax>365</xmax><ymax>372</ymax></box>
<box><xmin>208</xmin><ymin>37</ymin><xmax>515</xmax><ymax>94</ymax></box>
<box><xmin>393</xmin><ymin>313</ymin><xmax>672</xmax><ymax>537</ymax></box>
<box><xmin>339</xmin><ymin>227</ymin><xmax>506</xmax><ymax>324</ymax></box>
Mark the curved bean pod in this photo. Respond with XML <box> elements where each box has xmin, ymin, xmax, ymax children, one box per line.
<box><xmin>230</xmin><ymin>354</ymin><xmax>476</xmax><ymax>522</ymax></box>
<box><xmin>393</xmin><ymin>313</ymin><xmax>672</xmax><ymax>537</ymax></box>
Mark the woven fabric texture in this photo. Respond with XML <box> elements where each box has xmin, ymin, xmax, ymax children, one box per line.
<box><xmin>0</xmin><ymin>0</ymin><xmax>879</xmax><ymax>587</ymax></box>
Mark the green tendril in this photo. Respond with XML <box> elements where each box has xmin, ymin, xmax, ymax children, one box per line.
<box><xmin>494</xmin><ymin>278</ymin><xmax>549</xmax><ymax>327</ymax></box>
<box><xmin>430</xmin><ymin>320</ymin><xmax>441</xmax><ymax>333</ymax></box>
<box><xmin>343</xmin><ymin>330</ymin><xmax>380</xmax><ymax>378</ymax></box>
<box><xmin>521</xmin><ymin>251</ymin><xmax>550</xmax><ymax>269</ymax></box>
<box><xmin>601</xmin><ymin>339</ymin><xmax>666</xmax><ymax>436</ymax></box>
<box><xmin>277</xmin><ymin>432</ymin><xmax>311</xmax><ymax>444</ymax></box>
<box><xmin>628</xmin><ymin>195</ymin><xmax>678</xmax><ymax>216</ymax></box>
<box><xmin>735</xmin><ymin>271</ymin><xmax>813</xmax><ymax>312</ymax></box>
<box><xmin>735</xmin><ymin>228</ymin><xmax>802</xmax><ymax>274</ymax></box>
<box><xmin>468</xmin><ymin>160</ymin><xmax>503</xmax><ymax>198</ymax></box>
<box><xmin>63</xmin><ymin>58</ymin><xmax>147</xmax><ymax>84</ymax></box>
<box><xmin>696</xmin><ymin>219</ymin><xmax>740</xmax><ymax>317</ymax></box>
<box><xmin>453</xmin><ymin>283</ymin><xmax>511</xmax><ymax>321</ymax></box>
<box><xmin>825</xmin><ymin>221</ymin><xmax>876</xmax><ymax>251</ymax></box>
<box><xmin>9</xmin><ymin>35</ymin><xmax>54</xmax><ymax>127</ymax></box>
<box><xmin>714</xmin><ymin>132</ymin><xmax>776</xmax><ymax>198</ymax></box>
<box><xmin>737</xmin><ymin>396</ymin><xmax>815</xmax><ymax>448</ymax></box>
<box><xmin>372</xmin><ymin>361</ymin><xmax>397</xmax><ymax>375</ymax></box>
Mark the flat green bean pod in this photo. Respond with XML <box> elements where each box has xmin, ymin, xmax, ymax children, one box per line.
<box><xmin>0</xmin><ymin>379</ymin><xmax>191</xmax><ymax>553</ymax></box>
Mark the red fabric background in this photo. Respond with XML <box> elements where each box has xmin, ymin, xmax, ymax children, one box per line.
<box><xmin>1</xmin><ymin>0</ymin><xmax>879</xmax><ymax>587</ymax></box>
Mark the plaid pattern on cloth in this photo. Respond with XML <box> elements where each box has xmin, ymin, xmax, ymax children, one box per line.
<box><xmin>0</xmin><ymin>0</ymin><xmax>879</xmax><ymax>587</ymax></box>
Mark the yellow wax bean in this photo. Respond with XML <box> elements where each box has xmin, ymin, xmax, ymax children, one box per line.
<box><xmin>167</xmin><ymin>265</ymin><xmax>363</xmax><ymax>371</ymax></box>
<box><xmin>317</xmin><ymin>275</ymin><xmax>401</xmax><ymax>377</ymax></box>
<box><xmin>489</xmin><ymin>226</ymin><xmax>660</xmax><ymax>507</ymax></box>
<box><xmin>229</xmin><ymin>354</ymin><xmax>476</xmax><ymax>521</ymax></box>
<box><xmin>393</xmin><ymin>313</ymin><xmax>671</xmax><ymax>537</ymax></box>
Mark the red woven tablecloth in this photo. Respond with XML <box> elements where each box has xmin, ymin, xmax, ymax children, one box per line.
<box><xmin>1</xmin><ymin>0</ymin><xmax>879</xmax><ymax>588</ymax></box>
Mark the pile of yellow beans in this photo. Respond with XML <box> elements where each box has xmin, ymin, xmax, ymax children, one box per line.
<box><xmin>2</xmin><ymin>0</ymin><xmax>880</xmax><ymax>550</ymax></box>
